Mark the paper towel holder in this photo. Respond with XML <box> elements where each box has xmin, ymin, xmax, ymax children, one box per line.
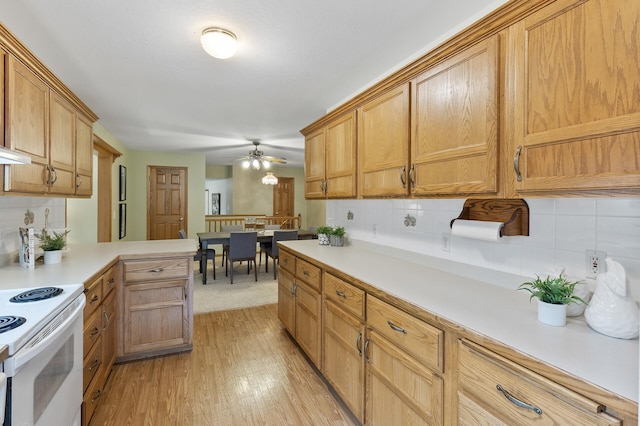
<box><xmin>450</xmin><ymin>199</ymin><xmax>529</xmax><ymax>237</ymax></box>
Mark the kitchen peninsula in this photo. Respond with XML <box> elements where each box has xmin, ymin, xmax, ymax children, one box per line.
<box><xmin>279</xmin><ymin>239</ymin><xmax>638</xmax><ymax>424</ymax></box>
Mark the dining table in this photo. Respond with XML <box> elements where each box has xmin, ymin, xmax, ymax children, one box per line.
<box><xmin>197</xmin><ymin>229</ymin><xmax>316</xmax><ymax>283</ymax></box>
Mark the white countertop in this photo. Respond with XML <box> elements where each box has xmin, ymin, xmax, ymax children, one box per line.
<box><xmin>0</xmin><ymin>239</ymin><xmax>197</xmax><ymax>290</ymax></box>
<box><xmin>281</xmin><ymin>239</ymin><xmax>639</xmax><ymax>403</ymax></box>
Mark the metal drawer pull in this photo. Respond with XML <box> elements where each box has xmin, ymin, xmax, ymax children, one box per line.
<box><xmin>107</xmin><ymin>278</ymin><xmax>115</xmax><ymax>285</ymax></box>
<box><xmin>387</xmin><ymin>320</ymin><xmax>407</xmax><ymax>334</ymax></box>
<box><xmin>91</xmin><ymin>389</ymin><xmax>102</xmax><ymax>403</ymax></box>
<box><xmin>513</xmin><ymin>145</ymin><xmax>523</xmax><ymax>182</ymax></box>
<box><xmin>303</xmin><ymin>270</ymin><xmax>310</xmax><ymax>276</ymax></box>
<box><xmin>89</xmin><ymin>358</ymin><xmax>99</xmax><ymax>372</ymax></box>
<box><xmin>148</xmin><ymin>268</ymin><xmax>165</xmax><ymax>273</ymax></box>
<box><xmin>90</xmin><ymin>327</ymin><xmax>99</xmax><ymax>338</ymax></box>
<box><xmin>90</xmin><ymin>294</ymin><xmax>99</xmax><ymax>303</ymax></box>
<box><xmin>103</xmin><ymin>312</ymin><xmax>110</xmax><ymax>330</ymax></box>
<box><xmin>335</xmin><ymin>290</ymin><xmax>347</xmax><ymax>298</ymax></box>
<box><xmin>496</xmin><ymin>384</ymin><xmax>542</xmax><ymax>415</ymax></box>
<box><xmin>356</xmin><ymin>333</ymin><xmax>363</xmax><ymax>357</ymax></box>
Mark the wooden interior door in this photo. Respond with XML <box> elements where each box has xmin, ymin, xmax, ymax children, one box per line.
<box><xmin>148</xmin><ymin>166</ymin><xmax>188</xmax><ymax>240</ymax></box>
<box><xmin>273</xmin><ymin>177</ymin><xmax>294</xmax><ymax>227</ymax></box>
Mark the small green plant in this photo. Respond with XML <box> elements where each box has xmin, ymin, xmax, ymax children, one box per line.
<box><xmin>517</xmin><ymin>272</ymin><xmax>586</xmax><ymax>305</ymax></box>
<box><xmin>331</xmin><ymin>226</ymin><xmax>346</xmax><ymax>237</ymax></box>
<box><xmin>36</xmin><ymin>229</ymin><xmax>70</xmax><ymax>251</ymax></box>
<box><xmin>316</xmin><ymin>225</ymin><xmax>333</xmax><ymax>235</ymax></box>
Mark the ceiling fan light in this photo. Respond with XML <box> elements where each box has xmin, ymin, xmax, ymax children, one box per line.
<box><xmin>201</xmin><ymin>27</ymin><xmax>238</xmax><ymax>59</ymax></box>
<box><xmin>262</xmin><ymin>172</ymin><xmax>278</xmax><ymax>185</ymax></box>
<box><xmin>242</xmin><ymin>160</ymin><xmax>250</xmax><ymax>168</ymax></box>
<box><xmin>252</xmin><ymin>159</ymin><xmax>260</xmax><ymax>169</ymax></box>
<box><xmin>262</xmin><ymin>160</ymin><xmax>270</xmax><ymax>169</ymax></box>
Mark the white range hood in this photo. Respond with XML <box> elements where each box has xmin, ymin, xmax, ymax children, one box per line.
<box><xmin>0</xmin><ymin>146</ymin><xmax>31</xmax><ymax>164</ymax></box>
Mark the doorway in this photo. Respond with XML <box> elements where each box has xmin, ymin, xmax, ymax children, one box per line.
<box><xmin>147</xmin><ymin>166</ymin><xmax>188</xmax><ymax>240</ymax></box>
<box><xmin>273</xmin><ymin>177</ymin><xmax>294</xmax><ymax>219</ymax></box>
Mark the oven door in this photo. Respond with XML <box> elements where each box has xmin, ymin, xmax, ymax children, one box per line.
<box><xmin>5</xmin><ymin>295</ymin><xmax>85</xmax><ymax>426</ymax></box>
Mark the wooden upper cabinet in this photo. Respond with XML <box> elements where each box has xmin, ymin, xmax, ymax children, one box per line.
<box><xmin>304</xmin><ymin>127</ymin><xmax>326</xmax><ymax>199</ymax></box>
<box><xmin>49</xmin><ymin>91</ymin><xmax>77</xmax><ymax>195</ymax></box>
<box><xmin>75</xmin><ymin>112</ymin><xmax>94</xmax><ymax>196</ymax></box>
<box><xmin>4</xmin><ymin>54</ymin><xmax>50</xmax><ymax>193</ymax></box>
<box><xmin>358</xmin><ymin>83</ymin><xmax>410</xmax><ymax>197</ymax></box>
<box><xmin>304</xmin><ymin>111</ymin><xmax>356</xmax><ymax>199</ymax></box>
<box><xmin>411</xmin><ymin>35</ymin><xmax>499</xmax><ymax>196</ymax></box>
<box><xmin>508</xmin><ymin>0</ymin><xmax>640</xmax><ymax>194</ymax></box>
<box><xmin>325</xmin><ymin>111</ymin><xmax>356</xmax><ymax>198</ymax></box>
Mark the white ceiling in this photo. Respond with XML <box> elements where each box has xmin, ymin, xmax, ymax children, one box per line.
<box><xmin>0</xmin><ymin>0</ymin><xmax>507</xmax><ymax>168</ymax></box>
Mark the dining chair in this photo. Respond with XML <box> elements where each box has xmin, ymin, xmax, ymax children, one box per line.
<box><xmin>221</xmin><ymin>224</ymin><xmax>244</xmax><ymax>267</ymax></box>
<box><xmin>264</xmin><ymin>230</ymin><xmax>298</xmax><ymax>279</ymax></box>
<box><xmin>179</xmin><ymin>229</ymin><xmax>215</xmax><ymax>281</ymax></box>
<box><xmin>226</xmin><ymin>232</ymin><xmax>258</xmax><ymax>284</ymax></box>
<box><xmin>259</xmin><ymin>224</ymin><xmax>281</xmax><ymax>266</ymax></box>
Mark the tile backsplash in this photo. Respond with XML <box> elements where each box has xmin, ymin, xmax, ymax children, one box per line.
<box><xmin>327</xmin><ymin>197</ymin><xmax>640</xmax><ymax>302</ymax></box>
<box><xmin>0</xmin><ymin>197</ymin><xmax>66</xmax><ymax>266</ymax></box>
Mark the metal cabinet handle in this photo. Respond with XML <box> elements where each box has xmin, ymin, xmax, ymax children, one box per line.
<box><xmin>89</xmin><ymin>358</ymin><xmax>100</xmax><ymax>372</ymax></box>
<box><xmin>356</xmin><ymin>333</ymin><xmax>363</xmax><ymax>357</ymax></box>
<box><xmin>363</xmin><ymin>338</ymin><xmax>370</xmax><ymax>363</ymax></box>
<box><xmin>90</xmin><ymin>327</ymin><xmax>99</xmax><ymax>338</ymax></box>
<box><xmin>50</xmin><ymin>167</ymin><xmax>57</xmax><ymax>184</ymax></box>
<box><xmin>496</xmin><ymin>384</ymin><xmax>542</xmax><ymax>415</ymax></box>
<box><xmin>335</xmin><ymin>290</ymin><xmax>346</xmax><ymax>298</ymax></box>
<box><xmin>107</xmin><ymin>277</ymin><xmax>115</xmax><ymax>286</ymax></box>
<box><xmin>409</xmin><ymin>163</ymin><xmax>415</xmax><ymax>188</ymax></box>
<box><xmin>303</xmin><ymin>270</ymin><xmax>310</xmax><ymax>276</ymax></box>
<box><xmin>387</xmin><ymin>320</ymin><xmax>407</xmax><ymax>334</ymax></box>
<box><xmin>513</xmin><ymin>145</ymin><xmax>523</xmax><ymax>182</ymax></box>
<box><xmin>148</xmin><ymin>268</ymin><xmax>164</xmax><ymax>273</ymax></box>
<box><xmin>90</xmin><ymin>294</ymin><xmax>99</xmax><ymax>303</ymax></box>
<box><xmin>400</xmin><ymin>165</ymin><xmax>407</xmax><ymax>188</ymax></box>
<box><xmin>76</xmin><ymin>173</ymin><xmax>82</xmax><ymax>189</ymax></box>
<box><xmin>102</xmin><ymin>311</ymin><xmax>110</xmax><ymax>331</ymax></box>
<box><xmin>91</xmin><ymin>389</ymin><xmax>102</xmax><ymax>403</ymax></box>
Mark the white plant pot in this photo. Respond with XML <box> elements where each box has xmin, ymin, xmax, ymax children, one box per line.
<box><xmin>537</xmin><ymin>300</ymin><xmax>567</xmax><ymax>327</ymax></box>
<box><xmin>317</xmin><ymin>233</ymin><xmax>330</xmax><ymax>246</ymax></box>
<box><xmin>44</xmin><ymin>250</ymin><xmax>62</xmax><ymax>265</ymax></box>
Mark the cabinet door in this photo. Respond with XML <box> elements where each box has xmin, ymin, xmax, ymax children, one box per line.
<box><xmin>294</xmin><ymin>281</ymin><xmax>321</xmax><ymax>368</ymax></box>
<box><xmin>325</xmin><ymin>111</ymin><xmax>356</xmax><ymax>198</ymax></box>
<box><xmin>358</xmin><ymin>83</ymin><xmax>410</xmax><ymax>197</ymax></box>
<box><xmin>49</xmin><ymin>91</ymin><xmax>77</xmax><ymax>195</ymax></box>
<box><xmin>101</xmin><ymin>289</ymin><xmax>117</xmax><ymax>374</ymax></box>
<box><xmin>5</xmin><ymin>54</ymin><xmax>49</xmax><ymax>193</ymax></box>
<box><xmin>304</xmin><ymin>127</ymin><xmax>326</xmax><ymax>199</ymax></box>
<box><xmin>277</xmin><ymin>268</ymin><xmax>296</xmax><ymax>335</ymax></box>
<box><xmin>123</xmin><ymin>279</ymin><xmax>190</xmax><ymax>354</ymax></box>
<box><xmin>366</xmin><ymin>329</ymin><xmax>443</xmax><ymax>425</ymax></box>
<box><xmin>75</xmin><ymin>112</ymin><xmax>94</xmax><ymax>196</ymax></box>
<box><xmin>509</xmin><ymin>0</ymin><xmax>640</xmax><ymax>193</ymax></box>
<box><xmin>322</xmin><ymin>300</ymin><xmax>366</xmax><ymax>422</ymax></box>
<box><xmin>411</xmin><ymin>35</ymin><xmax>499</xmax><ymax>196</ymax></box>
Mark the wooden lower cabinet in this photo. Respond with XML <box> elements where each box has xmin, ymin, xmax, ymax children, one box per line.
<box><xmin>277</xmin><ymin>249</ymin><xmax>322</xmax><ymax>367</ymax></box>
<box><xmin>118</xmin><ymin>257</ymin><xmax>193</xmax><ymax>361</ymax></box>
<box><xmin>82</xmin><ymin>265</ymin><xmax>117</xmax><ymax>426</ymax></box>
<box><xmin>457</xmin><ymin>339</ymin><xmax>621</xmax><ymax>425</ymax></box>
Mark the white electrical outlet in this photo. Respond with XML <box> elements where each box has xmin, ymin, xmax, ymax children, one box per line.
<box><xmin>441</xmin><ymin>232</ymin><xmax>450</xmax><ymax>252</ymax></box>
<box><xmin>586</xmin><ymin>250</ymin><xmax>607</xmax><ymax>278</ymax></box>
<box><xmin>372</xmin><ymin>224</ymin><xmax>377</xmax><ymax>238</ymax></box>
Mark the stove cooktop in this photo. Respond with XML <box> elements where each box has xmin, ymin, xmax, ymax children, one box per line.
<box><xmin>0</xmin><ymin>284</ymin><xmax>84</xmax><ymax>356</ymax></box>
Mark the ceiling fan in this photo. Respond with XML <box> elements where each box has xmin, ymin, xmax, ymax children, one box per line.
<box><xmin>239</xmin><ymin>141</ymin><xmax>287</xmax><ymax>170</ymax></box>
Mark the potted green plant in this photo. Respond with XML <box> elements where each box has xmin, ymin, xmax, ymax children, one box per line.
<box><xmin>316</xmin><ymin>225</ymin><xmax>332</xmax><ymax>246</ymax></box>
<box><xmin>329</xmin><ymin>226</ymin><xmax>345</xmax><ymax>247</ymax></box>
<box><xmin>36</xmin><ymin>228</ymin><xmax>70</xmax><ymax>264</ymax></box>
<box><xmin>517</xmin><ymin>272</ymin><xmax>587</xmax><ymax>326</ymax></box>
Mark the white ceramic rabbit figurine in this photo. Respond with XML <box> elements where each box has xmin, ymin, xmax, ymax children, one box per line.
<box><xmin>584</xmin><ymin>258</ymin><xmax>639</xmax><ymax>339</ymax></box>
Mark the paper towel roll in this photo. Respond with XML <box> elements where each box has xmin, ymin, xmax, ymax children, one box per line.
<box><xmin>451</xmin><ymin>219</ymin><xmax>504</xmax><ymax>242</ymax></box>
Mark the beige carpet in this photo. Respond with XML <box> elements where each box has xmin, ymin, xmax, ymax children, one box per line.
<box><xmin>192</xmin><ymin>259</ymin><xmax>278</xmax><ymax>314</ymax></box>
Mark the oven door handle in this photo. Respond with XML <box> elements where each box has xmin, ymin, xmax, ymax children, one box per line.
<box><xmin>10</xmin><ymin>295</ymin><xmax>86</xmax><ymax>374</ymax></box>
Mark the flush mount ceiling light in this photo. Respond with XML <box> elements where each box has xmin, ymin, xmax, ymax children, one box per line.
<box><xmin>201</xmin><ymin>27</ymin><xmax>238</xmax><ymax>59</ymax></box>
<box><xmin>262</xmin><ymin>171</ymin><xmax>278</xmax><ymax>185</ymax></box>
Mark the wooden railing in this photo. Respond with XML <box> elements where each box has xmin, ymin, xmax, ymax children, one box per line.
<box><xmin>204</xmin><ymin>214</ymin><xmax>302</xmax><ymax>232</ymax></box>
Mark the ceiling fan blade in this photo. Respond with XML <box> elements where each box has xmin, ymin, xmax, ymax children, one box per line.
<box><xmin>262</xmin><ymin>156</ymin><xmax>287</xmax><ymax>163</ymax></box>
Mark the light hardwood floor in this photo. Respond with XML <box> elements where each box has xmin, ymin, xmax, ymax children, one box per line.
<box><xmin>90</xmin><ymin>304</ymin><xmax>356</xmax><ymax>425</ymax></box>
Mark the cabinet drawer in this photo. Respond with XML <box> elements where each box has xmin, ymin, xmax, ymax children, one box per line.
<box><xmin>83</xmin><ymin>336</ymin><xmax>102</xmax><ymax>393</ymax></box>
<box><xmin>279</xmin><ymin>250</ymin><xmax>296</xmax><ymax>274</ymax></box>
<box><xmin>366</xmin><ymin>295</ymin><xmax>443</xmax><ymax>372</ymax></box>
<box><xmin>296</xmin><ymin>258</ymin><xmax>321</xmax><ymax>291</ymax></box>
<box><xmin>102</xmin><ymin>266</ymin><xmax>117</xmax><ymax>297</ymax></box>
<box><xmin>83</xmin><ymin>276</ymin><xmax>103</xmax><ymax>320</ymax></box>
<box><xmin>83</xmin><ymin>308</ymin><xmax>101</xmax><ymax>357</ymax></box>
<box><xmin>323</xmin><ymin>272</ymin><xmax>364</xmax><ymax>320</ymax></box>
<box><xmin>123</xmin><ymin>258</ymin><xmax>190</xmax><ymax>282</ymax></box>
<box><xmin>458</xmin><ymin>339</ymin><xmax>621</xmax><ymax>425</ymax></box>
